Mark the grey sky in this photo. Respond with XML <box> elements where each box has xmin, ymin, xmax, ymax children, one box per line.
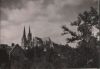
<box><xmin>0</xmin><ymin>0</ymin><xmax>98</xmax><ymax>46</ymax></box>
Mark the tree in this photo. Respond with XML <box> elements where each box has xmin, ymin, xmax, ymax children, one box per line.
<box><xmin>0</xmin><ymin>48</ymin><xmax>9</xmax><ymax>65</ymax></box>
<box><xmin>61</xmin><ymin>7</ymin><xmax>99</xmax><ymax>67</ymax></box>
<box><xmin>62</xmin><ymin>7</ymin><xmax>99</xmax><ymax>44</ymax></box>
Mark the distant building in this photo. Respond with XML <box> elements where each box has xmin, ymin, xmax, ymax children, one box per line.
<box><xmin>21</xmin><ymin>26</ymin><xmax>54</xmax><ymax>50</ymax></box>
<box><xmin>21</xmin><ymin>26</ymin><xmax>32</xmax><ymax>50</ymax></box>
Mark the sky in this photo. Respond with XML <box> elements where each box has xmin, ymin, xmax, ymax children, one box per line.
<box><xmin>0</xmin><ymin>0</ymin><xmax>98</xmax><ymax>46</ymax></box>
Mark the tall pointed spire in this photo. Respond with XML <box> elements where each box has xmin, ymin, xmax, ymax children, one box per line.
<box><xmin>28</xmin><ymin>26</ymin><xmax>32</xmax><ymax>41</ymax></box>
<box><xmin>22</xmin><ymin>26</ymin><xmax>27</xmax><ymax>40</ymax></box>
<box><xmin>29</xmin><ymin>26</ymin><xmax>31</xmax><ymax>34</ymax></box>
<box><xmin>21</xmin><ymin>26</ymin><xmax>27</xmax><ymax>48</ymax></box>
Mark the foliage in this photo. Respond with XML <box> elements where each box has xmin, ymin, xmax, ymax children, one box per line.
<box><xmin>62</xmin><ymin>7</ymin><xmax>99</xmax><ymax>43</ymax></box>
<box><xmin>62</xmin><ymin>7</ymin><xmax>99</xmax><ymax>68</ymax></box>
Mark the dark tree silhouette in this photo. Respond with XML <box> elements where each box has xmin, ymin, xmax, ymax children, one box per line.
<box><xmin>62</xmin><ymin>7</ymin><xmax>99</xmax><ymax>43</ymax></box>
<box><xmin>0</xmin><ymin>48</ymin><xmax>9</xmax><ymax>64</ymax></box>
<box><xmin>62</xmin><ymin>7</ymin><xmax>99</xmax><ymax>68</ymax></box>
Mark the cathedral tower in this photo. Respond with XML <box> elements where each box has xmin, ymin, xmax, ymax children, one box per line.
<box><xmin>27</xmin><ymin>26</ymin><xmax>32</xmax><ymax>47</ymax></box>
<box><xmin>27</xmin><ymin>26</ymin><xmax>32</xmax><ymax>41</ymax></box>
<box><xmin>21</xmin><ymin>27</ymin><xmax>27</xmax><ymax>49</ymax></box>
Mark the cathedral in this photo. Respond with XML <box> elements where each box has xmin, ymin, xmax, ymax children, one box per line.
<box><xmin>21</xmin><ymin>26</ymin><xmax>32</xmax><ymax>49</ymax></box>
<box><xmin>21</xmin><ymin>26</ymin><xmax>54</xmax><ymax>50</ymax></box>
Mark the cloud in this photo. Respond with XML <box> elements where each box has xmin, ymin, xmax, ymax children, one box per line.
<box><xmin>0</xmin><ymin>0</ymin><xmax>97</xmax><ymax>21</ymax></box>
<box><xmin>0</xmin><ymin>0</ymin><xmax>98</xmax><ymax>46</ymax></box>
<box><xmin>0</xmin><ymin>0</ymin><xmax>66</xmax><ymax>45</ymax></box>
<box><xmin>54</xmin><ymin>0</ymin><xmax>83</xmax><ymax>7</ymax></box>
<box><xmin>0</xmin><ymin>0</ymin><xmax>65</xmax><ymax>27</ymax></box>
<box><xmin>0</xmin><ymin>0</ymin><xmax>29</xmax><ymax>9</ymax></box>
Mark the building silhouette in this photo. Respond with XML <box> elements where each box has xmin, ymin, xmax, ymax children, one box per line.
<box><xmin>21</xmin><ymin>26</ymin><xmax>32</xmax><ymax>50</ymax></box>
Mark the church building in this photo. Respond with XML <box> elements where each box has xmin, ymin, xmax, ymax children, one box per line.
<box><xmin>21</xmin><ymin>26</ymin><xmax>32</xmax><ymax>50</ymax></box>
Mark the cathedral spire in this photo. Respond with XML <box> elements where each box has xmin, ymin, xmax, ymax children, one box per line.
<box><xmin>28</xmin><ymin>26</ymin><xmax>32</xmax><ymax>41</ymax></box>
<box><xmin>23</xmin><ymin>26</ymin><xmax>26</xmax><ymax>40</ymax></box>
<box><xmin>21</xmin><ymin>26</ymin><xmax>27</xmax><ymax>48</ymax></box>
<box><xmin>29</xmin><ymin>26</ymin><xmax>31</xmax><ymax>34</ymax></box>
